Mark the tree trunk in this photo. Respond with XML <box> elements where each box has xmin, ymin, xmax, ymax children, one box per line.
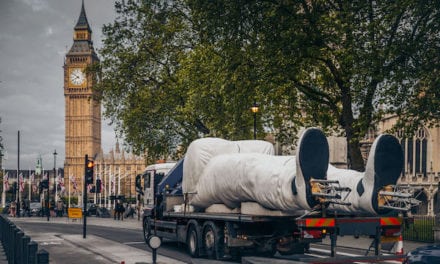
<box><xmin>346</xmin><ymin>135</ymin><xmax>365</xmax><ymax>171</ymax></box>
<box><xmin>340</xmin><ymin>88</ymin><xmax>365</xmax><ymax>172</ymax></box>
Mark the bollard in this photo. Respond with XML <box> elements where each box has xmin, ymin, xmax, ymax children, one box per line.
<box><xmin>22</xmin><ymin>235</ymin><xmax>30</xmax><ymax>264</ymax></box>
<box><xmin>37</xmin><ymin>249</ymin><xmax>49</xmax><ymax>264</ymax></box>
<box><xmin>0</xmin><ymin>216</ymin><xmax>4</xmax><ymax>241</ymax></box>
<box><xmin>28</xmin><ymin>241</ymin><xmax>38</xmax><ymax>264</ymax></box>
<box><xmin>15</xmin><ymin>230</ymin><xmax>24</xmax><ymax>264</ymax></box>
<box><xmin>6</xmin><ymin>223</ymin><xmax>13</xmax><ymax>258</ymax></box>
<box><xmin>8</xmin><ymin>227</ymin><xmax>18</xmax><ymax>264</ymax></box>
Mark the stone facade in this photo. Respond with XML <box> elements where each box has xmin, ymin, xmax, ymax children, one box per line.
<box><xmin>372</xmin><ymin>116</ymin><xmax>440</xmax><ymax>216</ymax></box>
<box><xmin>93</xmin><ymin>142</ymin><xmax>146</xmax><ymax>204</ymax></box>
<box><xmin>63</xmin><ymin>2</ymin><xmax>101</xmax><ymax>198</ymax></box>
<box><xmin>63</xmin><ymin>3</ymin><xmax>146</xmax><ymax>203</ymax></box>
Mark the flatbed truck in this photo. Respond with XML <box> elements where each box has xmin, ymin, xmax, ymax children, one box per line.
<box><xmin>140</xmin><ymin>160</ymin><xmax>413</xmax><ymax>262</ymax></box>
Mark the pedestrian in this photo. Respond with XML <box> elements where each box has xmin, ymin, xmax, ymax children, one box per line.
<box><xmin>57</xmin><ymin>201</ymin><xmax>64</xmax><ymax>217</ymax></box>
<box><xmin>10</xmin><ymin>201</ymin><xmax>16</xmax><ymax>217</ymax></box>
<box><xmin>119</xmin><ymin>202</ymin><xmax>125</xmax><ymax>221</ymax></box>
<box><xmin>115</xmin><ymin>201</ymin><xmax>123</xmax><ymax>220</ymax></box>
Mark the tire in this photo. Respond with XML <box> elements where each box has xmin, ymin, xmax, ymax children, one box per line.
<box><xmin>187</xmin><ymin>224</ymin><xmax>201</xmax><ymax>258</ymax></box>
<box><xmin>259</xmin><ymin>242</ymin><xmax>277</xmax><ymax>257</ymax></box>
<box><xmin>278</xmin><ymin>242</ymin><xmax>305</xmax><ymax>255</ymax></box>
<box><xmin>143</xmin><ymin>217</ymin><xmax>152</xmax><ymax>244</ymax></box>
<box><xmin>202</xmin><ymin>221</ymin><xmax>224</xmax><ymax>260</ymax></box>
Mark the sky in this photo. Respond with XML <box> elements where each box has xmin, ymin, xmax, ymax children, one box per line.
<box><xmin>0</xmin><ymin>0</ymin><xmax>118</xmax><ymax>170</ymax></box>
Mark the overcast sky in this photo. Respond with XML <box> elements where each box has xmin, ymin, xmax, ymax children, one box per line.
<box><xmin>0</xmin><ymin>0</ymin><xmax>118</xmax><ymax>170</ymax></box>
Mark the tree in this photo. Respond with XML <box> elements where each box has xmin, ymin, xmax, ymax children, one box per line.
<box><xmin>95</xmin><ymin>0</ymin><xmax>440</xmax><ymax>170</ymax></box>
<box><xmin>187</xmin><ymin>0</ymin><xmax>440</xmax><ymax>170</ymax></box>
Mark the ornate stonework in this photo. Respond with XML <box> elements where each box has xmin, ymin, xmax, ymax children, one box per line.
<box><xmin>63</xmin><ymin>2</ymin><xmax>101</xmax><ymax>195</ymax></box>
<box><xmin>94</xmin><ymin>142</ymin><xmax>146</xmax><ymax>203</ymax></box>
<box><xmin>63</xmin><ymin>2</ymin><xmax>146</xmax><ymax>203</ymax></box>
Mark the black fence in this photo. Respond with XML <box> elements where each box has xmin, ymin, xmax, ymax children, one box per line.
<box><xmin>0</xmin><ymin>215</ymin><xmax>49</xmax><ymax>264</ymax></box>
<box><xmin>402</xmin><ymin>215</ymin><xmax>439</xmax><ymax>243</ymax></box>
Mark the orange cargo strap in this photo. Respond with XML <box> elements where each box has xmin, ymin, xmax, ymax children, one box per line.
<box><xmin>305</xmin><ymin>218</ymin><xmax>335</xmax><ymax>227</ymax></box>
<box><xmin>380</xmin><ymin>217</ymin><xmax>402</xmax><ymax>226</ymax></box>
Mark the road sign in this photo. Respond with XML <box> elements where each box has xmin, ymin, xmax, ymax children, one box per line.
<box><xmin>68</xmin><ymin>208</ymin><xmax>83</xmax><ymax>219</ymax></box>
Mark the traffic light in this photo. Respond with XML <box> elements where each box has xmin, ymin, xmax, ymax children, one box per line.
<box><xmin>96</xmin><ymin>179</ymin><xmax>102</xmax><ymax>193</ymax></box>
<box><xmin>85</xmin><ymin>159</ymin><xmax>94</xmax><ymax>184</ymax></box>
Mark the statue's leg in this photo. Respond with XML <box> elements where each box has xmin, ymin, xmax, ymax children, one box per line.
<box><xmin>295</xmin><ymin>128</ymin><xmax>329</xmax><ymax>209</ymax></box>
<box><xmin>360</xmin><ymin>134</ymin><xmax>404</xmax><ymax>214</ymax></box>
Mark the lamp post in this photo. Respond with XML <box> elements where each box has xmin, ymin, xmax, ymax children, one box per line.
<box><xmin>47</xmin><ymin>149</ymin><xmax>56</xmax><ymax>221</ymax></box>
<box><xmin>53</xmin><ymin>150</ymin><xmax>57</xmax><ymax>203</ymax></box>
<box><xmin>251</xmin><ymin>102</ymin><xmax>259</xmax><ymax>139</ymax></box>
<box><xmin>17</xmin><ymin>131</ymin><xmax>20</xmax><ymax>218</ymax></box>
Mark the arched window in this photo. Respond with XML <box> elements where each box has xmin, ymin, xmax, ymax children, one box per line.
<box><xmin>396</xmin><ymin>127</ymin><xmax>429</xmax><ymax>177</ymax></box>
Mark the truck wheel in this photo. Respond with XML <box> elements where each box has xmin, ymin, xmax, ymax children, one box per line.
<box><xmin>278</xmin><ymin>242</ymin><xmax>305</xmax><ymax>255</ymax></box>
<box><xmin>202</xmin><ymin>221</ymin><xmax>224</xmax><ymax>260</ymax></box>
<box><xmin>187</xmin><ymin>225</ymin><xmax>200</xmax><ymax>258</ymax></box>
<box><xmin>143</xmin><ymin>217</ymin><xmax>152</xmax><ymax>244</ymax></box>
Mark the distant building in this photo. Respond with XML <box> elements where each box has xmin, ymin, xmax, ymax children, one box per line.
<box><xmin>2</xmin><ymin>169</ymin><xmax>64</xmax><ymax>204</ymax></box>
<box><xmin>63</xmin><ymin>2</ymin><xmax>145</xmax><ymax>205</ymax></box>
<box><xmin>94</xmin><ymin>141</ymin><xmax>146</xmax><ymax>203</ymax></box>
<box><xmin>366</xmin><ymin>115</ymin><xmax>440</xmax><ymax>216</ymax></box>
<box><xmin>63</xmin><ymin>1</ymin><xmax>101</xmax><ymax>196</ymax></box>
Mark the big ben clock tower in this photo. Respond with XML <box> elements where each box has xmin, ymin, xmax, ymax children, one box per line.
<box><xmin>64</xmin><ymin>1</ymin><xmax>101</xmax><ymax>190</ymax></box>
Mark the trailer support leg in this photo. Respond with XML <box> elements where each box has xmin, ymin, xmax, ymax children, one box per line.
<box><xmin>374</xmin><ymin>226</ymin><xmax>381</xmax><ymax>256</ymax></box>
<box><xmin>330</xmin><ymin>233</ymin><xmax>337</xmax><ymax>257</ymax></box>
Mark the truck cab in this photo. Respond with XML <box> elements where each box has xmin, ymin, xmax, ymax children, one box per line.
<box><xmin>142</xmin><ymin>162</ymin><xmax>176</xmax><ymax>208</ymax></box>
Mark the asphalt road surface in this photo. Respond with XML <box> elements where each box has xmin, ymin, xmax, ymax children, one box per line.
<box><xmin>9</xmin><ymin>217</ymin><xmax>413</xmax><ymax>263</ymax></box>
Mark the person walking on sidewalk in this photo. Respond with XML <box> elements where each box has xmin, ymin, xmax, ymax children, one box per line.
<box><xmin>10</xmin><ymin>201</ymin><xmax>16</xmax><ymax>217</ymax></box>
<box><xmin>115</xmin><ymin>201</ymin><xmax>124</xmax><ymax>220</ymax></box>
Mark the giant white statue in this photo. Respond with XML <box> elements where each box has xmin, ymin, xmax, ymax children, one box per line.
<box><xmin>183</xmin><ymin>128</ymin><xmax>330</xmax><ymax>211</ymax></box>
<box><xmin>182</xmin><ymin>128</ymin><xmax>404</xmax><ymax>216</ymax></box>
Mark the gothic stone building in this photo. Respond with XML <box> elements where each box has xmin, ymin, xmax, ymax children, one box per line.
<box><xmin>365</xmin><ymin>116</ymin><xmax>440</xmax><ymax>216</ymax></box>
<box><xmin>63</xmin><ymin>2</ymin><xmax>145</xmax><ymax>202</ymax></box>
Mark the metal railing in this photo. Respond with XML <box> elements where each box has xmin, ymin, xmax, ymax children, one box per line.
<box><xmin>402</xmin><ymin>215</ymin><xmax>439</xmax><ymax>243</ymax></box>
<box><xmin>0</xmin><ymin>215</ymin><xmax>49</xmax><ymax>264</ymax></box>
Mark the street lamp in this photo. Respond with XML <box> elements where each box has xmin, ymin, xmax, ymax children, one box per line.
<box><xmin>53</xmin><ymin>150</ymin><xmax>57</xmax><ymax>201</ymax></box>
<box><xmin>47</xmin><ymin>149</ymin><xmax>57</xmax><ymax>221</ymax></box>
<box><xmin>251</xmin><ymin>102</ymin><xmax>259</xmax><ymax>139</ymax></box>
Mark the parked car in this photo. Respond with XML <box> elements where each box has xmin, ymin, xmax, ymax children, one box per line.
<box><xmin>87</xmin><ymin>203</ymin><xmax>97</xmax><ymax>216</ymax></box>
<box><xmin>404</xmin><ymin>244</ymin><xmax>440</xmax><ymax>264</ymax></box>
<box><xmin>96</xmin><ymin>207</ymin><xmax>111</xmax><ymax>218</ymax></box>
<box><xmin>29</xmin><ymin>202</ymin><xmax>43</xmax><ymax>216</ymax></box>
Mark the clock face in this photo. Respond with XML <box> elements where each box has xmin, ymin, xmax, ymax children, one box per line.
<box><xmin>69</xmin><ymin>68</ymin><xmax>86</xmax><ymax>85</ymax></box>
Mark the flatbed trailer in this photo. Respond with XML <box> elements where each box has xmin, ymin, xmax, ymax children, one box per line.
<box><xmin>142</xmin><ymin>195</ymin><xmax>404</xmax><ymax>261</ymax></box>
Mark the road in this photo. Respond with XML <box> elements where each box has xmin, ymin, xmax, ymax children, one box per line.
<box><xmin>8</xmin><ymin>216</ymin><xmax>423</xmax><ymax>263</ymax></box>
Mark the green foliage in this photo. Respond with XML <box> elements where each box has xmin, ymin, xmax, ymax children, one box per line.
<box><xmin>60</xmin><ymin>196</ymin><xmax>78</xmax><ymax>206</ymax></box>
<box><xmin>95</xmin><ymin>0</ymin><xmax>440</xmax><ymax>169</ymax></box>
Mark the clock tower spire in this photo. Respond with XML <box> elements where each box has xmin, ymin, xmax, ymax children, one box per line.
<box><xmin>64</xmin><ymin>0</ymin><xmax>101</xmax><ymax>191</ymax></box>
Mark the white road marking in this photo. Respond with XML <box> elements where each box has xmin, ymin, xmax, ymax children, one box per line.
<box><xmin>123</xmin><ymin>241</ymin><xmax>145</xmax><ymax>245</ymax></box>
<box><xmin>309</xmin><ymin>247</ymin><xmax>403</xmax><ymax>264</ymax></box>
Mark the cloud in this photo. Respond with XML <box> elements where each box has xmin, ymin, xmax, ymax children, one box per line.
<box><xmin>0</xmin><ymin>0</ymin><xmax>117</xmax><ymax>169</ymax></box>
<box><xmin>45</xmin><ymin>26</ymin><xmax>53</xmax><ymax>36</ymax></box>
<box><xmin>21</xmin><ymin>0</ymin><xmax>49</xmax><ymax>12</ymax></box>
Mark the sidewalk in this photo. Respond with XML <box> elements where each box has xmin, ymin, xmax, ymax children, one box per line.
<box><xmin>9</xmin><ymin>216</ymin><xmax>185</xmax><ymax>264</ymax></box>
